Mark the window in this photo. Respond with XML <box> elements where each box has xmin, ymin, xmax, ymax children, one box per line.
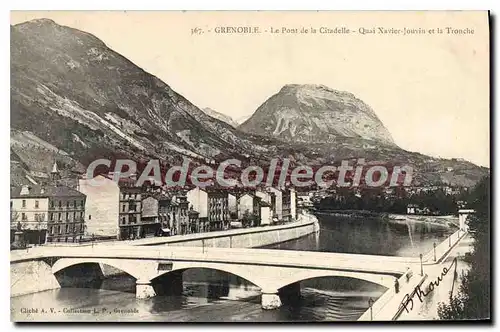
<box><xmin>65</xmin><ymin>224</ymin><xmax>69</xmax><ymax>233</ymax></box>
<box><xmin>50</xmin><ymin>213</ymin><xmax>54</xmax><ymax>221</ymax></box>
<box><xmin>21</xmin><ymin>213</ymin><xmax>27</xmax><ymax>221</ymax></box>
<box><xmin>50</xmin><ymin>201</ymin><xmax>54</xmax><ymax>209</ymax></box>
<box><xmin>73</xmin><ymin>200</ymin><xmax>77</xmax><ymax>208</ymax></box>
<box><xmin>122</xmin><ymin>204</ymin><xmax>126</xmax><ymax>212</ymax></box>
<box><xmin>65</xmin><ymin>212</ymin><xmax>69</xmax><ymax>221</ymax></box>
<box><xmin>10</xmin><ymin>201</ymin><xmax>12</xmax><ymax>208</ymax></box>
<box><xmin>49</xmin><ymin>227</ymin><xmax>53</xmax><ymax>235</ymax></box>
<box><xmin>80</xmin><ymin>224</ymin><xmax>84</xmax><ymax>232</ymax></box>
<box><xmin>58</xmin><ymin>213</ymin><xmax>61</xmax><ymax>221</ymax></box>
<box><xmin>22</xmin><ymin>200</ymin><xmax>26</xmax><ymax>208</ymax></box>
<box><xmin>88</xmin><ymin>214</ymin><xmax>91</xmax><ymax>220</ymax></box>
<box><xmin>66</xmin><ymin>201</ymin><xmax>70</xmax><ymax>208</ymax></box>
<box><xmin>58</xmin><ymin>201</ymin><xmax>61</xmax><ymax>208</ymax></box>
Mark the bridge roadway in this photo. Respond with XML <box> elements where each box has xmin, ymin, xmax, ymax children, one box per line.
<box><xmin>11</xmin><ymin>245</ymin><xmax>419</xmax><ymax>309</ymax></box>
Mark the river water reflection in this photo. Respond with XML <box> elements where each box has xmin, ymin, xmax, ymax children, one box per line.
<box><xmin>11</xmin><ymin>213</ymin><xmax>454</xmax><ymax>322</ymax></box>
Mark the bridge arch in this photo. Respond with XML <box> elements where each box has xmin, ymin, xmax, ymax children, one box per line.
<box><xmin>52</xmin><ymin>258</ymin><xmax>145</xmax><ymax>280</ymax></box>
<box><xmin>273</xmin><ymin>269</ymin><xmax>397</xmax><ymax>291</ymax></box>
<box><xmin>150</xmin><ymin>262</ymin><xmax>266</xmax><ymax>290</ymax></box>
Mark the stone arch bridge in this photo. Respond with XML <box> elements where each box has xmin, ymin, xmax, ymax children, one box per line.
<box><xmin>21</xmin><ymin>246</ymin><xmax>416</xmax><ymax>309</ymax></box>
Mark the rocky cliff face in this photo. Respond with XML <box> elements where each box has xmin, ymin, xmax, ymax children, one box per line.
<box><xmin>10</xmin><ymin>19</ymin><xmax>268</xmax><ymax>185</ymax></box>
<box><xmin>202</xmin><ymin>108</ymin><xmax>239</xmax><ymax>128</ymax></box>
<box><xmin>10</xmin><ymin>19</ymin><xmax>488</xmax><ymax>188</ymax></box>
<box><xmin>239</xmin><ymin>84</ymin><xmax>395</xmax><ymax>146</ymax></box>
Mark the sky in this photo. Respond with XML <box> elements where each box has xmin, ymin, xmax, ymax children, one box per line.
<box><xmin>11</xmin><ymin>11</ymin><xmax>490</xmax><ymax>167</ymax></box>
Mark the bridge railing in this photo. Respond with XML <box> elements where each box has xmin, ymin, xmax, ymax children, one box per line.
<box><xmin>422</xmin><ymin>229</ymin><xmax>466</xmax><ymax>264</ymax></box>
<box><xmin>358</xmin><ymin>267</ymin><xmax>418</xmax><ymax>321</ymax></box>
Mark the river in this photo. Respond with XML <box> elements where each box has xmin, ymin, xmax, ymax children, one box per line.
<box><xmin>11</xmin><ymin>213</ymin><xmax>454</xmax><ymax>322</ymax></box>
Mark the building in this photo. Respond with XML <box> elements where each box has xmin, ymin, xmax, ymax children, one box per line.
<box><xmin>187</xmin><ymin>187</ymin><xmax>229</xmax><ymax>231</ymax></box>
<box><xmin>207</xmin><ymin>189</ymin><xmax>229</xmax><ymax>231</ymax></box>
<box><xmin>228</xmin><ymin>192</ymin><xmax>238</xmax><ymax>219</ymax></box>
<box><xmin>188</xmin><ymin>207</ymin><xmax>200</xmax><ymax>233</ymax></box>
<box><xmin>238</xmin><ymin>193</ymin><xmax>261</xmax><ymax>226</ymax></box>
<box><xmin>290</xmin><ymin>188</ymin><xmax>297</xmax><ymax>220</ymax></box>
<box><xmin>173</xmin><ymin>193</ymin><xmax>190</xmax><ymax>235</ymax></box>
<box><xmin>167</xmin><ymin>198</ymin><xmax>180</xmax><ymax>234</ymax></box>
<box><xmin>407</xmin><ymin>204</ymin><xmax>418</xmax><ymax>215</ymax></box>
<box><xmin>141</xmin><ymin>195</ymin><xmax>161</xmax><ymax>237</ymax></box>
<box><xmin>118</xmin><ymin>185</ymin><xmax>143</xmax><ymax>240</ymax></box>
<box><xmin>11</xmin><ymin>184</ymin><xmax>86</xmax><ymax>244</ymax></box>
<box><xmin>260</xmin><ymin>201</ymin><xmax>272</xmax><ymax>225</ymax></box>
<box><xmin>267</xmin><ymin>187</ymin><xmax>283</xmax><ymax>220</ymax></box>
<box><xmin>282</xmin><ymin>188</ymin><xmax>292</xmax><ymax>222</ymax></box>
<box><xmin>79</xmin><ymin>174</ymin><xmax>158</xmax><ymax>240</ymax></box>
<box><xmin>158</xmin><ymin>194</ymin><xmax>173</xmax><ymax>236</ymax></box>
<box><xmin>78</xmin><ymin>174</ymin><xmax>120</xmax><ymax>238</ymax></box>
<box><xmin>458</xmin><ymin>209</ymin><xmax>475</xmax><ymax>232</ymax></box>
<box><xmin>255</xmin><ymin>189</ymin><xmax>272</xmax><ymax>207</ymax></box>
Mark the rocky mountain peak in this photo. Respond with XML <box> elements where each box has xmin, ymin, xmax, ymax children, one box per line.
<box><xmin>239</xmin><ymin>84</ymin><xmax>395</xmax><ymax>146</ymax></box>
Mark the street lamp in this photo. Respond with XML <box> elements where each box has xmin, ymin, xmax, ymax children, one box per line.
<box><xmin>368</xmin><ymin>298</ymin><xmax>374</xmax><ymax>321</ymax></box>
<box><xmin>419</xmin><ymin>253</ymin><xmax>423</xmax><ymax>276</ymax></box>
<box><xmin>433</xmin><ymin>242</ymin><xmax>437</xmax><ymax>262</ymax></box>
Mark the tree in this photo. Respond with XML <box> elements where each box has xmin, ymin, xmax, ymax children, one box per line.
<box><xmin>437</xmin><ymin>175</ymin><xmax>490</xmax><ymax>320</ymax></box>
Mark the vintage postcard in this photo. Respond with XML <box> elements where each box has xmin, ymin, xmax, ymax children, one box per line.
<box><xmin>10</xmin><ymin>11</ymin><xmax>490</xmax><ymax>322</ymax></box>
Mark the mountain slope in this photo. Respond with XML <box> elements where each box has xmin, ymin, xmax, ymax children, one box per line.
<box><xmin>202</xmin><ymin>108</ymin><xmax>239</xmax><ymax>128</ymax></box>
<box><xmin>10</xmin><ymin>19</ymin><xmax>488</xmax><ymax>188</ymax></box>
<box><xmin>239</xmin><ymin>84</ymin><xmax>395</xmax><ymax>146</ymax></box>
<box><xmin>11</xmin><ymin>18</ymin><xmax>268</xmax><ymax>184</ymax></box>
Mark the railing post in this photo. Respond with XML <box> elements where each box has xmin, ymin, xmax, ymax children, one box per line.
<box><xmin>449</xmin><ymin>235</ymin><xmax>451</xmax><ymax>247</ymax></box>
<box><xmin>419</xmin><ymin>253</ymin><xmax>423</xmax><ymax>276</ymax></box>
<box><xmin>368</xmin><ymin>298</ymin><xmax>374</xmax><ymax>321</ymax></box>
<box><xmin>433</xmin><ymin>242</ymin><xmax>437</xmax><ymax>262</ymax></box>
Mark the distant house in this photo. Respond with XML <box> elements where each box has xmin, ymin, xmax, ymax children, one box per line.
<box><xmin>407</xmin><ymin>204</ymin><xmax>418</xmax><ymax>215</ymax></box>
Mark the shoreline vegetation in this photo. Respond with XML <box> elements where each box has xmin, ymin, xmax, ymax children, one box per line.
<box><xmin>311</xmin><ymin>209</ymin><xmax>457</xmax><ymax>228</ymax></box>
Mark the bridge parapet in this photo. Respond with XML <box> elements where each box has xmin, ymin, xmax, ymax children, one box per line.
<box><xmin>422</xmin><ymin>229</ymin><xmax>466</xmax><ymax>263</ymax></box>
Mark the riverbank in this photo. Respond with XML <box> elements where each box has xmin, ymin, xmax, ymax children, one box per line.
<box><xmin>312</xmin><ymin>209</ymin><xmax>456</xmax><ymax>229</ymax></box>
<box><xmin>97</xmin><ymin>212</ymin><xmax>320</xmax><ymax>249</ymax></box>
<box><xmin>312</xmin><ymin>209</ymin><xmax>382</xmax><ymax>219</ymax></box>
<box><xmin>385</xmin><ymin>214</ymin><xmax>458</xmax><ymax>228</ymax></box>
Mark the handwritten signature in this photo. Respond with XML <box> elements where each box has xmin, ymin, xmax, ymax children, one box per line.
<box><xmin>398</xmin><ymin>257</ymin><xmax>458</xmax><ymax>313</ymax></box>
